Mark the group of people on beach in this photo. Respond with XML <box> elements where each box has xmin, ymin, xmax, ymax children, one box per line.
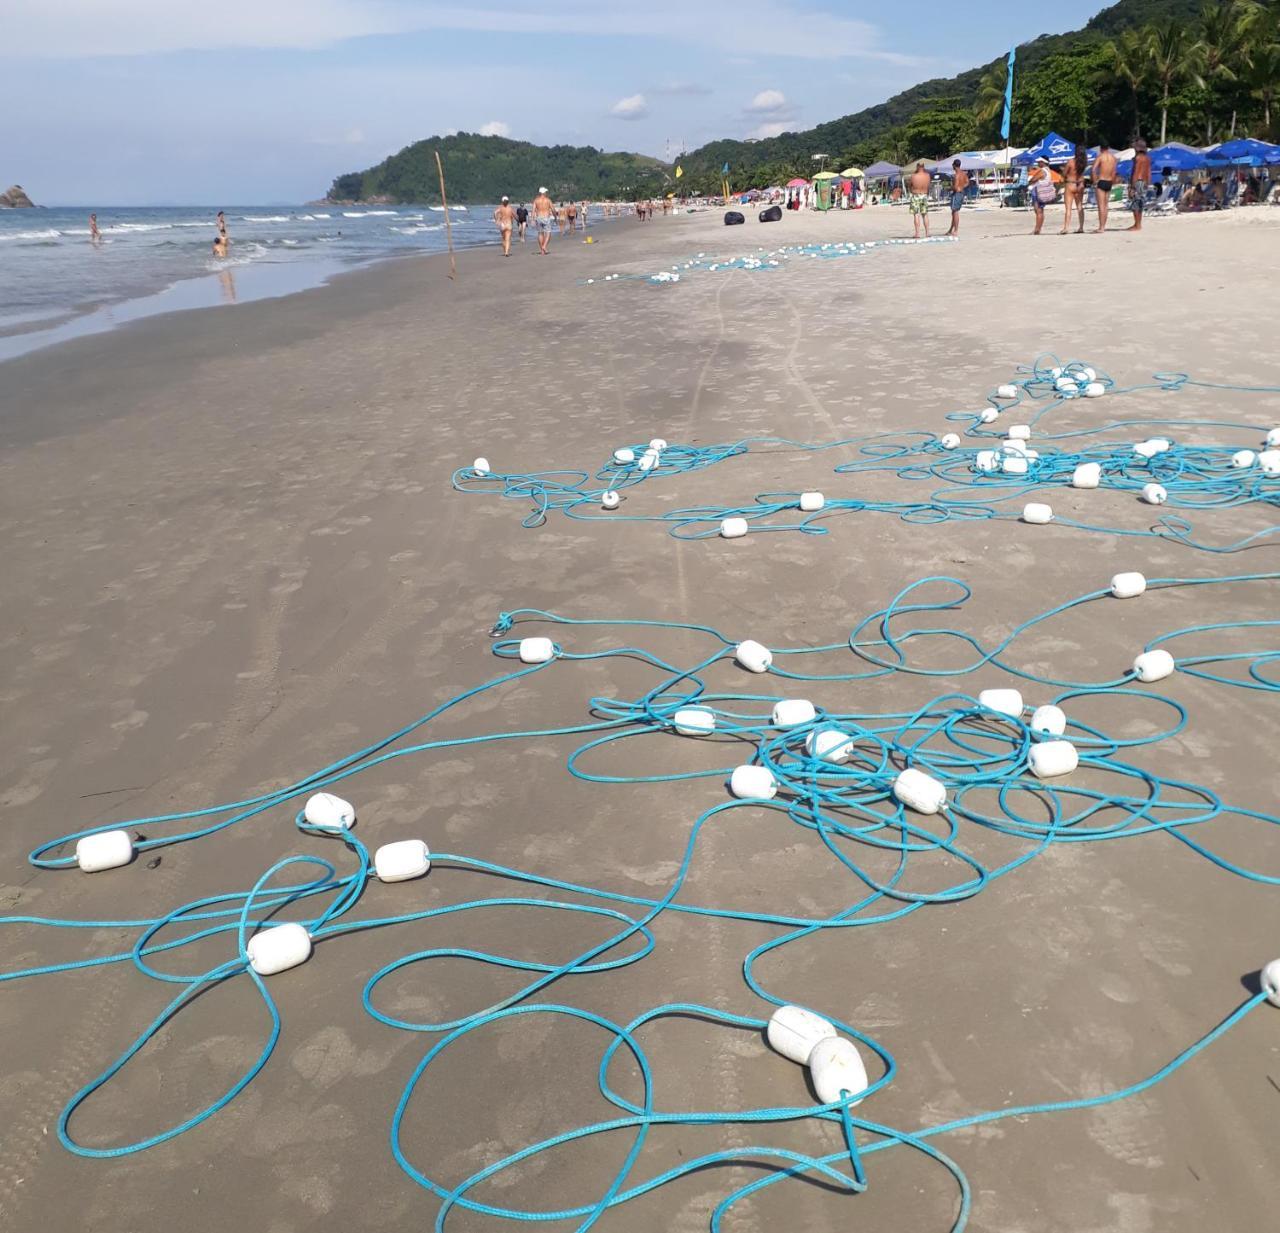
<box><xmin>492</xmin><ymin>191</ymin><xmax>594</xmax><ymax>256</ymax></box>
<box><xmin>903</xmin><ymin>140</ymin><xmax>1154</xmax><ymax>240</ymax></box>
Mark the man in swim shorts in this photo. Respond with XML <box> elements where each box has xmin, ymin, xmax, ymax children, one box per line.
<box><xmin>532</xmin><ymin>187</ymin><xmax>554</xmax><ymax>254</ymax></box>
<box><xmin>515</xmin><ymin>202</ymin><xmax>529</xmax><ymax>241</ymax></box>
<box><xmin>1092</xmin><ymin>141</ymin><xmax>1117</xmax><ymax>232</ymax></box>
<box><xmin>1127</xmin><ymin>139</ymin><xmax>1151</xmax><ymax>232</ymax></box>
<box><xmin>493</xmin><ymin>196</ymin><xmax>515</xmax><ymax>256</ymax></box>
<box><xmin>947</xmin><ymin>159</ymin><xmax>970</xmax><ymax>237</ymax></box>
<box><xmin>908</xmin><ymin>162</ymin><xmax>932</xmax><ymax>238</ymax></box>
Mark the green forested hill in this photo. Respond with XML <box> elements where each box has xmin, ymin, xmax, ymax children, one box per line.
<box><xmin>327</xmin><ymin>132</ymin><xmax>668</xmax><ymax>204</ymax></box>
<box><xmin>329</xmin><ymin>0</ymin><xmax>1274</xmax><ymax>201</ymax></box>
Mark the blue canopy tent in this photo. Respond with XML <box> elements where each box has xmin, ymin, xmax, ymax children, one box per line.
<box><xmin>1210</xmin><ymin>137</ymin><xmax>1280</xmax><ymax>164</ymax></box>
<box><xmin>1012</xmin><ymin>133</ymin><xmax>1078</xmax><ymax>165</ymax></box>
<box><xmin>1126</xmin><ymin>143</ymin><xmax>1231</xmax><ymax>180</ymax></box>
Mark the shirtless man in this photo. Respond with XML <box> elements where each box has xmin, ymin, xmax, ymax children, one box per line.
<box><xmin>1092</xmin><ymin>141</ymin><xmax>1118</xmax><ymax>232</ymax></box>
<box><xmin>493</xmin><ymin>195</ymin><xmax>516</xmax><ymax>256</ymax></box>
<box><xmin>908</xmin><ymin>162</ymin><xmax>932</xmax><ymax>238</ymax></box>
<box><xmin>947</xmin><ymin>159</ymin><xmax>969</xmax><ymax>236</ymax></box>
<box><xmin>515</xmin><ymin>201</ymin><xmax>529</xmax><ymax>241</ymax></box>
<box><xmin>1127</xmin><ymin>139</ymin><xmax>1152</xmax><ymax>232</ymax></box>
<box><xmin>212</xmin><ymin>234</ymin><xmax>228</xmax><ymax>258</ymax></box>
<box><xmin>532</xmin><ymin>187</ymin><xmax>554</xmax><ymax>254</ymax></box>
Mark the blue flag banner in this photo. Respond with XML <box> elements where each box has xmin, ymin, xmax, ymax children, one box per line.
<box><xmin>722</xmin><ymin>162</ymin><xmax>730</xmax><ymax>175</ymax></box>
<box><xmin>1000</xmin><ymin>47</ymin><xmax>1016</xmax><ymax>143</ymax></box>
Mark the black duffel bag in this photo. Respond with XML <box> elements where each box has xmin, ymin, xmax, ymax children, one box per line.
<box><xmin>758</xmin><ymin>205</ymin><xmax>782</xmax><ymax>222</ymax></box>
<box><xmin>724</xmin><ymin>211</ymin><xmax>745</xmax><ymax>225</ymax></box>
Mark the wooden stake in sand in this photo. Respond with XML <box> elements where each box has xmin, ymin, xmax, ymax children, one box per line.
<box><xmin>435</xmin><ymin>150</ymin><xmax>456</xmax><ymax>280</ymax></box>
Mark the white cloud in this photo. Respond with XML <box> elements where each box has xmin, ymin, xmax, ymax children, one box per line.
<box><xmin>750</xmin><ymin>121</ymin><xmax>793</xmax><ymax>139</ymax></box>
<box><xmin>610</xmin><ymin>93</ymin><xmax>649</xmax><ymax>120</ymax></box>
<box><xmin>747</xmin><ymin>89</ymin><xmax>788</xmax><ymax>114</ymax></box>
<box><xmin>478</xmin><ymin>120</ymin><xmax>511</xmax><ymax>137</ymax></box>
<box><xmin>5</xmin><ymin>1</ymin><xmax>912</xmax><ymax>63</ymax></box>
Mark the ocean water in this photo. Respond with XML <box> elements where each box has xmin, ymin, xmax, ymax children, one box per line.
<box><xmin>0</xmin><ymin>203</ymin><xmax>509</xmax><ymax>361</ymax></box>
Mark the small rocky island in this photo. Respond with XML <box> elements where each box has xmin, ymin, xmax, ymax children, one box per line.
<box><xmin>0</xmin><ymin>185</ymin><xmax>36</xmax><ymax>208</ymax></box>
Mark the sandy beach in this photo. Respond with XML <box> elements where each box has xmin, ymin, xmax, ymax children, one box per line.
<box><xmin>2</xmin><ymin>202</ymin><xmax>1279</xmax><ymax>1233</ymax></box>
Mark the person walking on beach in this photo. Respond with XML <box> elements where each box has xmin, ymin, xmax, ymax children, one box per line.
<box><xmin>947</xmin><ymin>159</ymin><xmax>969</xmax><ymax>236</ymax></box>
<box><xmin>515</xmin><ymin>202</ymin><xmax>529</xmax><ymax>242</ymax></box>
<box><xmin>89</xmin><ymin>213</ymin><xmax>101</xmax><ymax>243</ymax></box>
<box><xmin>907</xmin><ymin>162</ymin><xmax>932</xmax><ymax>238</ymax></box>
<box><xmin>493</xmin><ymin>196</ymin><xmax>516</xmax><ymax>256</ymax></box>
<box><xmin>532</xmin><ymin>187</ymin><xmax>554</xmax><ymax>254</ymax></box>
<box><xmin>1092</xmin><ymin>141</ymin><xmax>1117</xmax><ymax>232</ymax></box>
<box><xmin>1127</xmin><ymin>140</ymin><xmax>1152</xmax><ymax>232</ymax></box>
<box><xmin>1060</xmin><ymin>145</ymin><xmax>1086</xmax><ymax>234</ymax></box>
<box><xmin>1029</xmin><ymin>157</ymin><xmax>1056</xmax><ymax>234</ymax></box>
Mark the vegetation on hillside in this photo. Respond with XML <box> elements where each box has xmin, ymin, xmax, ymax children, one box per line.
<box><xmin>676</xmin><ymin>0</ymin><xmax>1277</xmax><ymax>190</ymax></box>
<box><xmin>328</xmin><ymin>132</ymin><xmax>668</xmax><ymax>204</ymax></box>
<box><xmin>328</xmin><ymin>0</ymin><xmax>1278</xmax><ymax>202</ymax></box>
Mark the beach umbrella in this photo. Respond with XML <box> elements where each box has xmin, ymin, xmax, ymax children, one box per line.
<box><xmin>1146</xmin><ymin>143</ymin><xmax>1229</xmax><ymax>171</ymax></box>
<box><xmin>840</xmin><ymin>167</ymin><xmax>865</xmax><ymax>177</ymax></box>
<box><xmin>1013</xmin><ymin>133</ymin><xmax>1077</xmax><ymax>165</ymax></box>
<box><xmin>942</xmin><ymin>153</ymin><xmax>997</xmax><ymax>171</ymax></box>
<box><xmin>863</xmin><ymin>161</ymin><xmax>900</xmax><ymax>178</ymax></box>
<box><xmin>786</xmin><ymin>178</ymin><xmax>810</xmax><ymax>187</ymax></box>
<box><xmin>812</xmin><ymin>171</ymin><xmax>839</xmax><ymax>180</ymax></box>
<box><xmin>1210</xmin><ymin>137</ymin><xmax>1280</xmax><ymax>164</ymax></box>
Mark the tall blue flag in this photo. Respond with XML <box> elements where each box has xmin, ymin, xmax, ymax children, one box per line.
<box><xmin>722</xmin><ymin>161</ymin><xmax>730</xmax><ymax>175</ymax></box>
<box><xmin>1000</xmin><ymin>47</ymin><xmax>1016</xmax><ymax>143</ymax></box>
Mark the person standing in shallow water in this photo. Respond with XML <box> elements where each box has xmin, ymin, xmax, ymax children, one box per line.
<box><xmin>89</xmin><ymin>213</ymin><xmax>101</xmax><ymax>243</ymax></box>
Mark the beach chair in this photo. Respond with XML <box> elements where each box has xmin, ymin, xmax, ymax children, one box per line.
<box><xmin>1149</xmin><ymin>182</ymin><xmax>1183</xmax><ymax>215</ymax></box>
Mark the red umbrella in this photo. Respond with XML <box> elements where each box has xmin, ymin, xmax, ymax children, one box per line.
<box><xmin>786</xmin><ymin>178</ymin><xmax>810</xmax><ymax>187</ymax></box>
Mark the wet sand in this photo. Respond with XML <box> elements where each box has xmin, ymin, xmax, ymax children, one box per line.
<box><xmin>1</xmin><ymin>202</ymin><xmax>1279</xmax><ymax>1233</ymax></box>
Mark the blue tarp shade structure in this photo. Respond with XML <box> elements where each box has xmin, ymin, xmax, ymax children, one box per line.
<box><xmin>864</xmin><ymin>160</ymin><xmax>901</xmax><ymax>178</ymax></box>
<box><xmin>1145</xmin><ymin>143</ymin><xmax>1231</xmax><ymax>171</ymax></box>
<box><xmin>1211</xmin><ymin>137</ymin><xmax>1280</xmax><ymax>164</ymax></box>
<box><xmin>1013</xmin><ymin>133</ymin><xmax>1078</xmax><ymax>165</ymax></box>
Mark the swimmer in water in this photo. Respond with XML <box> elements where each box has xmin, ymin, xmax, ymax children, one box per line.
<box><xmin>89</xmin><ymin>213</ymin><xmax>101</xmax><ymax>243</ymax></box>
<box><xmin>212</xmin><ymin>235</ymin><xmax>228</xmax><ymax>258</ymax></box>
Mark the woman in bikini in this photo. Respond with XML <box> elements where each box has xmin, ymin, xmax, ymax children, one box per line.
<box><xmin>1060</xmin><ymin>145</ymin><xmax>1086</xmax><ymax>234</ymax></box>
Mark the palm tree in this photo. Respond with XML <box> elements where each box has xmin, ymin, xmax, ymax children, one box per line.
<box><xmin>1148</xmin><ymin>20</ymin><xmax>1193</xmax><ymax>145</ymax></box>
<box><xmin>973</xmin><ymin>60</ymin><xmax>1010</xmax><ymax>146</ymax></box>
<box><xmin>1109</xmin><ymin>30</ymin><xmax>1150</xmax><ymax>141</ymax></box>
<box><xmin>1241</xmin><ymin>6</ymin><xmax>1280</xmax><ymax>134</ymax></box>
<box><xmin>1194</xmin><ymin>1</ymin><xmax>1249</xmax><ymax>141</ymax></box>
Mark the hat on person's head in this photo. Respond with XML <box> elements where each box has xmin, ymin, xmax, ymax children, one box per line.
<box><xmin>501</xmin><ymin>195</ymin><xmax>509</xmax><ymax>202</ymax></box>
<box><xmin>539</xmin><ymin>186</ymin><xmax>548</xmax><ymax>193</ymax></box>
<box><xmin>1036</xmin><ymin>156</ymin><xmax>1049</xmax><ymax>165</ymax></box>
<box><xmin>952</xmin><ymin>158</ymin><xmax>962</xmax><ymax>167</ymax></box>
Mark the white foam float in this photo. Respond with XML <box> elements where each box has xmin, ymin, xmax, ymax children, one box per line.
<box><xmin>799</xmin><ymin>491</ymin><xmax>825</xmax><ymax>512</ymax></box>
<box><xmin>978</xmin><ymin>688</ymin><xmax>1023</xmax><ymax>717</ymax></box>
<box><xmin>1028</xmin><ymin>739</ymin><xmax>1078</xmax><ymax>779</ymax></box>
<box><xmin>374</xmin><ymin>840</ymin><xmax>431</xmax><ymax>883</ymax></box>
<box><xmin>767</xmin><ymin>1005</ymin><xmax>837</xmax><ymax>1064</ymax></box>
<box><xmin>1111</xmin><ymin>571</ymin><xmax>1147</xmax><ymax>598</ymax></box>
<box><xmin>1260</xmin><ymin>450</ymin><xmax>1280</xmax><ymax>476</ymax></box>
<box><xmin>613</xmin><ymin>447</ymin><xmax>635</xmax><ymax>464</ymax></box>
<box><xmin>940</xmin><ymin>433</ymin><xmax>960</xmax><ymax>450</ymax></box>
<box><xmin>1071</xmin><ymin>462</ymin><xmax>1102</xmax><ymax>488</ymax></box>
<box><xmin>772</xmin><ymin>698</ymin><xmax>816</xmax><ymax>728</ymax></box>
<box><xmin>1002</xmin><ymin>456</ymin><xmax>1028</xmax><ymax>475</ymax></box>
<box><xmin>518</xmin><ymin>637</ymin><xmax>556</xmax><ymax>664</ymax></box>
<box><xmin>735</xmin><ymin>639</ymin><xmax>772</xmax><ymax>673</ymax></box>
<box><xmin>247</xmin><ymin>923</ymin><xmax>312</xmax><ymax>976</ymax></box>
<box><xmin>893</xmin><ymin>767</ymin><xmax>946</xmax><ymax>814</ymax></box>
<box><xmin>1231</xmin><ymin>450</ymin><xmax>1256</xmax><ymax>469</ymax></box>
<box><xmin>808</xmin><ymin>1037</ymin><xmax>869</xmax><ymax>1106</ymax></box>
<box><xmin>806</xmin><ymin>727</ymin><xmax>853</xmax><ymax>764</ymax></box>
<box><xmin>730</xmin><ymin>764</ymin><xmax>777</xmax><ymax>800</ymax></box>
<box><xmin>1030</xmin><ymin>704</ymin><xmax>1067</xmax><ymax>738</ymax></box>
<box><xmin>1008</xmin><ymin>425</ymin><xmax>1031</xmax><ymax>441</ymax></box>
<box><xmin>602</xmin><ymin>490</ymin><xmax>621</xmax><ymax>509</ymax></box>
<box><xmin>994</xmin><ymin>384</ymin><xmax>1018</xmax><ymax>400</ymax></box>
<box><xmin>1133</xmin><ymin>649</ymin><xmax>1175</xmax><ymax>682</ymax></box>
<box><xmin>304</xmin><ymin>792</ymin><xmax>355</xmax><ymax>831</ymax></box>
<box><xmin>1022</xmin><ymin>502</ymin><xmax>1053</xmax><ymax>524</ymax></box>
<box><xmin>673</xmin><ymin>707</ymin><xmax>716</xmax><ymax>736</ymax></box>
<box><xmin>472</xmin><ymin>457</ymin><xmax>490</xmax><ymax>475</ymax></box>
<box><xmin>1141</xmin><ymin>482</ymin><xmax>1168</xmax><ymax>505</ymax></box>
<box><xmin>720</xmin><ymin>517</ymin><xmax>749</xmax><ymax>539</ymax></box>
<box><xmin>76</xmin><ymin>829</ymin><xmax>133</xmax><ymax>873</ymax></box>
<box><xmin>1262</xmin><ymin>958</ymin><xmax>1280</xmax><ymax>1007</ymax></box>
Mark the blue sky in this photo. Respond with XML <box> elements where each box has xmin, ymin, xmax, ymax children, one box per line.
<box><xmin>5</xmin><ymin>1</ymin><xmax>1104</xmax><ymax>204</ymax></box>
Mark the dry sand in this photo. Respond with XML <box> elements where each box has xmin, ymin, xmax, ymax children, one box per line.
<box><xmin>1</xmin><ymin>201</ymin><xmax>1279</xmax><ymax>1233</ymax></box>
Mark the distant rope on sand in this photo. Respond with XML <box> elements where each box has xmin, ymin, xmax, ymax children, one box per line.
<box><xmin>451</xmin><ymin>356</ymin><xmax>1280</xmax><ymax>553</ymax></box>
